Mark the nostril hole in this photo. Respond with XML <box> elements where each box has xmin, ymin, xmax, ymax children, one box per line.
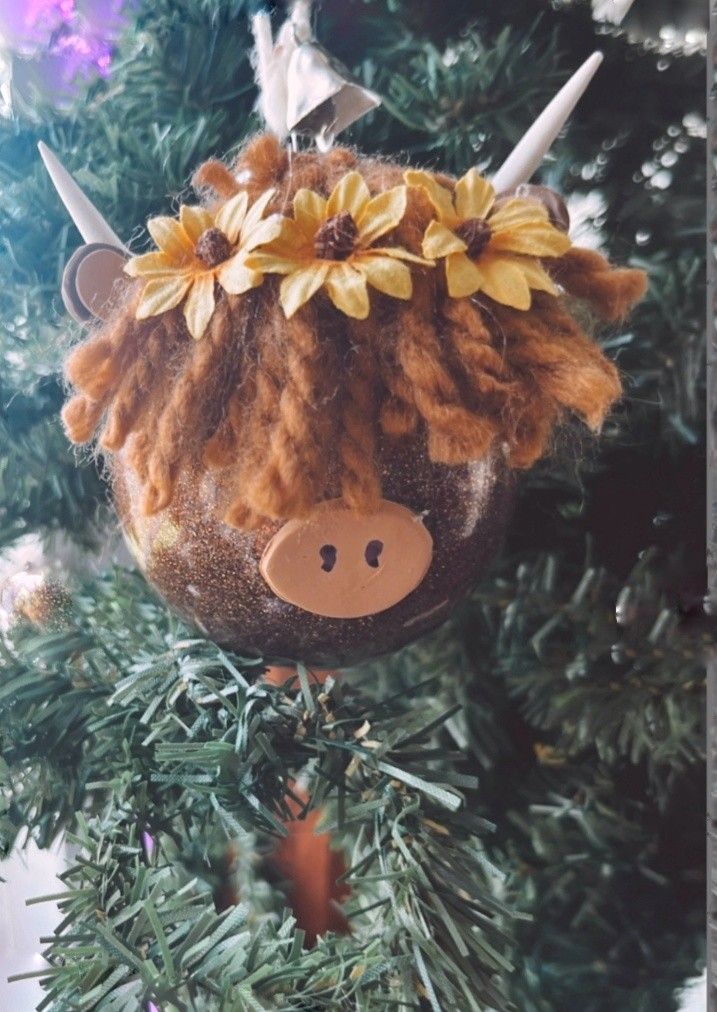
<box><xmin>365</xmin><ymin>540</ymin><xmax>383</xmax><ymax>568</ymax></box>
<box><xmin>319</xmin><ymin>544</ymin><xmax>337</xmax><ymax>572</ymax></box>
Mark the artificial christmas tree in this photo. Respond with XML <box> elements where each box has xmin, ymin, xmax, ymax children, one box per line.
<box><xmin>0</xmin><ymin>1</ymin><xmax>706</xmax><ymax>1009</ymax></box>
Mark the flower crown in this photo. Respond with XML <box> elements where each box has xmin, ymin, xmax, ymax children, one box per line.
<box><xmin>125</xmin><ymin>167</ymin><xmax>571</xmax><ymax>340</ymax></box>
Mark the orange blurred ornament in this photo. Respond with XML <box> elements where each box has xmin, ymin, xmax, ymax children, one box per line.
<box><xmin>264</xmin><ymin>665</ymin><xmax>350</xmax><ymax>944</ymax></box>
<box><xmin>271</xmin><ymin>785</ymin><xmax>350</xmax><ymax>944</ymax></box>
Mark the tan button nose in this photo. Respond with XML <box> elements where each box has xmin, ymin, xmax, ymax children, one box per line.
<box><xmin>259</xmin><ymin>499</ymin><xmax>433</xmax><ymax>619</ymax></box>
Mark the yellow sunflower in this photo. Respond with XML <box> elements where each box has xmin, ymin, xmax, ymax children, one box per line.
<box><xmin>124</xmin><ymin>189</ymin><xmax>281</xmax><ymax>339</ymax></box>
<box><xmin>404</xmin><ymin>168</ymin><xmax>571</xmax><ymax>310</ymax></box>
<box><xmin>245</xmin><ymin>171</ymin><xmax>431</xmax><ymax>320</ymax></box>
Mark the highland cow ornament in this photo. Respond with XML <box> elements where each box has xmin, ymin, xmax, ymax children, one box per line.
<box><xmin>43</xmin><ymin>5</ymin><xmax>646</xmax><ymax>666</ymax></box>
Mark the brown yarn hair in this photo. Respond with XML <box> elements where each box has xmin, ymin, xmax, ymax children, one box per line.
<box><xmin>62</xmin><ymin>134</ymin><xmax>647</xmax><ymax>529</ymax></box>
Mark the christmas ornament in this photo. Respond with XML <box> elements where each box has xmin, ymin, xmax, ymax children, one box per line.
<box><xmin>270</xmin><ymin>785</ymin><xmax>350</xmax><ymax>944</ymax></box>
<box><xmin>251</xmin><ymin>0</ymin><xmax>380</xmax><ymax>151</ymax></box>
<box><xmin>43</xmin><ymin>6</ymin><xmax>647</xmax><ymax>666</ymax></box>
<box><xmin>0</xmin><ymin>570</ymin><xmax>70</xmax><ymax>633</ymax></box>
<box><xmin>262</xmin><ymin>666</ymin><xmax>350</xmax><ymax>943</ymax></box>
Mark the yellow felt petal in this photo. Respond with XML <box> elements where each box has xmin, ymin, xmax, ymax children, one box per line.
<box><xmin>280</xmin><ymin>263</ymin><xmax>330</xmax><ymax>318</ymax></box>
<box><xmin>512</xmin><ymin>257</ymin><xmax>560</xmax><ymax>296</ymax></box>
<box><xmin>325</xmin><ymin>263</ymin><xmax>370</xmax><ymax>319</ymax></box>
<box><xmin>403</xmin><ymin>170</ymin><xmax>457</xmax><ymax>225</ymax></box>
<box><xmin>360</xmin><ymin>255</ymin><xmax>412</xmax><ymax>299</ymax></box>
<box><xmin>293</xmin><ymin>188</ymin><xmax>328</xmax><ymax>237</ymax></box>
<box><xmin>421</xmin><ymin>220</ymin><xmax>466</xmax><ymax>259</ymax></box>
<box><xmin>370</xmin><ymin>246</ymin><xmax>435</xmax><ymax>265</ymax></box>
<box><xmin>214</xmin><ymin>192</ymin><xmax>249</xmax><ymax>244</ymax></box>
<box><xmin>245</xmin><ymin>250</ymin><xmax>303</xmax><ymax>275</ymax></box>
<box><xmin>217</xmin><ymin>254</ymin><xmax>262</xmax><ymax>295</ymax></box>
<box><xmin>268</xmin><ymin>217</ymin><xmax>313</xmax><ymax>257</ymax></box>
<box><xmin>445</xmin><ymin>251</ymin><xmax>485</xmax><ymax>299</ymax></box>
<box><xmin>489</xmin><ymin>198</ymin><xmax>549</xmax><ymax>229</ymax></box>
<box><xmin>183</xmin><ymin>274</ymin><xmax>216</xmax><ymax>340</ymax></box>
<box><xmin>147</xmin><ymin>216</ymin><xmax>194</xmax><ymax>261</ymax></box>
<box><xmin>478</xmin><ymin>255</ymin><xmax>532</xmax><ymax>310</ymax></box>
<box><xmin>241</xmin><ymin>188</ymin><xmax>276</xmax><ymax>239</ymax></box>
<box><xmin>490</xmin><ymin>220</ymin><xmax>571</xmax><ymax>258</ymax></box>
<box><xmin>180</xmin><ymin>205</ymin><xmax>214</xmax><ymax>244</ymax></box>
<box><xmin>454</xmin><ymin>168</ymin><xmax>495</xmax><ymax>221</ymax></box>
<box><xmin>136</xmin><ymin>276</ymin><xmax>191</xmax><ymax>319</ymax></box>
<box><xmin>356</xmin><ymin>186</ymin><xmax>407</xmax><ymax>246</ymax></box>
<box><xmin>326</xmin><ymin>171</ymin><xmax>371</xmax><ymax>220</ymax></box>
<box><xmin>241</xmin><ymin>214</ymin><xmax>283</xmax><ymax>253</ymax></box>
<box><xmin>124</xmin><ymin>251</ymin><xmax>176</xmax><ymax>277</ymax></box>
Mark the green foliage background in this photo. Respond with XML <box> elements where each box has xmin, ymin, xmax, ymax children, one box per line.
<box><xmin>0</xmin><ymin>1</ymin><xmax>707</xmax><ymax>1009</ymax></box>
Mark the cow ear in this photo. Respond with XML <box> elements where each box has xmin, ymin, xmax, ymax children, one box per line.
<box><xmin>494</xmin><ymin>183</ymin><xmax>570</xmax><ymax>234</ymax></box>
<box><xmin>62</xmin><ymin>243</ymin><xmax>128</xmax><ymax>323</ymax></box>
<box><xmin>37</xmin><ymin>143</ymin><xmax>129</xmax><ymax>323</ymax></box>
<box><xmin>506</xmin><ymin>183</ymin><xmax>570</xmax><ymax>233</ymax></box>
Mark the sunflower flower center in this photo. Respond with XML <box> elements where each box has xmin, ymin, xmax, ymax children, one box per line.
<box><xmin>455</xmin><ymin>217</ymin><xmax>492</xmax><ymax>259</ymax></box>
<box><xmin>314</xmin><ymin>212</ymin><xmax>359</xmax><ymax>261</ymax></box>
<box><xmin>195</xmin><ymin>227</ymin><xmax>233</xmax><ymax>268</ymax></box>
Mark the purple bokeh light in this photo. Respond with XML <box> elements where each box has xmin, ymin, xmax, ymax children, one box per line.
<box><xmin>0</xmin><ymin>0</ymin><xmax>127</xmax><ymax>86</ymax></box>
<box><xmin>140</xmin><ymin>828</ymin><xmax>156</xmax><ymax>863</ymax></box>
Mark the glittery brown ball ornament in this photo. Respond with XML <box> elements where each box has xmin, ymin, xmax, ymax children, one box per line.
<box><xmin>0</xmin><ymin>572</ymin><xmax>71</xmax><ymax>633</ymax></box>
<box><xmin>112</xmin><ymin>436</ymin><xmax>514</xmax><ymax>667</ymax></box>
<box><xmin>57</xmin><ymin>136</ymin><xmax>646</xmax><ymax>669</ymax></box>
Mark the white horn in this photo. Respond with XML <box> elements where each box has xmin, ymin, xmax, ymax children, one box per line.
<box><xmin>492</xmin><ymin>51</ymin><xmax>604</xmax><ymax>193</ymax></box>
<box><xmin>38</xmin><ymin>142</ymin><xmax>126</xmax><ymax>250</ymax></box>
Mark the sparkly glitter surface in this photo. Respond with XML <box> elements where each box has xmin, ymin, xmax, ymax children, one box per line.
<box><xmin>113</xmin><ymin>434</ymin><xmax>514</xmax><ymax>666</ymax></box>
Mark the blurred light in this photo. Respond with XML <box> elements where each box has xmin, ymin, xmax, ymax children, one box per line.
<box><xmin>592</xmin><ymin>0</ymin><xmax>636</xmax><ymax>25</ymax></box>
<box><xmin>592</xmin><ymin>0</ymin><xmax>707</xmax><ymax>53</ymax></box>
<box><xmin>683</xmin><ymin>113</ymin><xmax>706</xmax><ymax>139</ymax></box>
<box><xmin>566</xmin><ymin>190</ymin><xmax>606</xmax><ymax>250</ymax></box>
<box><xmin>677</xmin><ymin>973</ymin><xmax>707</xmax><ymax>1012</ymax></box>
<box><xmin>650</xmin><ymin>169</ymin><xmax>672</xmax><ymax>190</ymax></box>
<box><xmin>0</xmin><ymin>0</ymin><xmax>127</xmax><ymax>111</ymax></box>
